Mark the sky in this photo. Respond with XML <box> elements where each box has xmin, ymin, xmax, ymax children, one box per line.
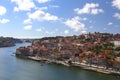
<box><xmin>0</xmin><ymin>0</ymin><xmax>120</xmax><ymax>38</ymax></box>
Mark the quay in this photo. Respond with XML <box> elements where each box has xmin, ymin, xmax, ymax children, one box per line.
<box><xmin>28</xmin><ymin>56</ymin><xmax>70</xmax><ymax>67</ymax></box>
<box><xmin>28</xmin><ymin>56</ymin><xmax>120</xmax><ymax>75</ymax></box>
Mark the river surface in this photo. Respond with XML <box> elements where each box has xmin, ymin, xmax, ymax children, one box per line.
<box><xmin>0</xmin><ymin>43</ymin><xmax>120</xmax><ymax>80</ymax></box>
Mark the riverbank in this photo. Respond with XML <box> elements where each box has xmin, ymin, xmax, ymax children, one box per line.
<box><xmin>27</xmin><ymin>56</ymin><xmax>120</xmax><ymax>75</ymax></box>
<box><xmin>28</xmin><ymin>56</ymin><xmax>70</xmax><ymax>67</ymax></box>
<box><xmin>73</xmin><ymin>62</ymin><xmax>120</xmax><ymax>75</ymax></box>
<box><xmin>0</xmin><ymin>43</ymin><xmax>15</xmax><ymax>48</ymax></box>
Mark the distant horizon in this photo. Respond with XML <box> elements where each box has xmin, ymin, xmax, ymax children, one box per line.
<box><xmin>0</xmin><ymin>0</ymin><xmax>120</xmax><ymax>38</ymax></box>
<box><xmin>1</xmin><ymin>31</ymin><xmax>120</xmax><ymax>39</ymax></box>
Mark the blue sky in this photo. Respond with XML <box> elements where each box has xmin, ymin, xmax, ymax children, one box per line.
<box><xmin>0</xmin><ymin>0</ymin><xmax>120</xmax><ymax>38</ymax></box>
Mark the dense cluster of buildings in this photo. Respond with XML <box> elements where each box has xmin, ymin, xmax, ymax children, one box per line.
<box><xmin>16</xmin><ymin>32</ymin><xmax>120</xmax><ymax>70</ymax></box>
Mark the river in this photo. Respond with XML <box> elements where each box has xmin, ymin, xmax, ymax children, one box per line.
<box><xmin>0</xmin><ymin>43</ymin><xmax>120</xmax><ymax>80</ymax></box>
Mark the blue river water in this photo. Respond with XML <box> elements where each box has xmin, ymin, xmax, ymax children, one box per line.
<box><xmin>0</xmin><ymin>43</ymin><xmax>120</xmax><ymax>80</ymax></box>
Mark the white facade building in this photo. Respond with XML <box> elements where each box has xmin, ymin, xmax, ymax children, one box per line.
<box><xmin>113</xmin><ymin>41</ymin><xmax>120</xmax><ymax>47</ymax></box>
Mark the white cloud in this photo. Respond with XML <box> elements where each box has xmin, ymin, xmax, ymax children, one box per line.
<box><xmin>113</xmin><ymin>13</ymin><xmax>120</xmax><ymax>19</ymax></box>
<box><xmin>23</xmin><ymin>19</ymin><xmax>32</xmax><ymax>24</ymax></box>
<box><xmin>36</xmin><ymin>0</ymin><xmax>50</xmax><ymax>3</ymax></box>
<box><xmin>81</xmin><ymin>30</ymin><xmax>87</xmax><ymax>33</ymax></box>
<box><xmin>0</xmin><ymin>6</ymin><xmax>6</xmax><ymax>16</ymax></box>
<box><xmin>39</xmin><ymin>6</ymin><xmax>48</xmax><ymax>10</ymax></box>
<box><xmin>24</xmin><ymin>25</ymin><xmax>32</xmax><ymax>30</ymax></box>
<box><xmin>14</xmin><ymin>36</ymin><xmax>44</xmax><ymax>39</ymax></box>
<box><xmin>0</xmin><ymin>19</ymin><xmax>10</xmax><ymax>24</ymax></box>
<box><xmin>74</xmin><ymin>3</ymin><xmax>103</xmax><ymax>15</ymax></box>
<box><xmin>91</xmin><ymin>9</ymin><xmax>103</xmax><ymax>15</ymax></box>
<box><xmin>64</xmin><ymin>30</ymin><xmax>69</xmax><ymax>34</ymax></box>
<box><xmin>49</xmin><ymin>5</ymin><xmax>59</xmax><ymax>8</ymax></box>
<box><xmin>64</xmin><ymin>16</ymin><xmax>86</xmax><ymax>32</ymax></box>
<box><xmin>45</xmin><ymin>30</ymin><xmax>55</xmax><ymax>34</ymax></box>
<box><xmin>36</xmin><ymin>28</ymin><xmax>42</xmax><ymax>32</ymax></box>
<box><xmin>28</xmin><ymin>10</ymin><xmax>58</xmax><ymax>21</ymax></box>
<box><xmin>107</xmin><ymin>22</ymin><xmax>113</xmax><ymax>25</ymax></box>
<box><xmin>82</xmin><ymin>18</ymin><xmax>87</xmax><ymax>21</ymax></box>
<box><xmin>112</xmin><ymin>0</ymin><xmax>120</xmax><ymax>10</ymax></box>
<box><xmin>79</xmin><ymin>17</ymin><xmax>87</xmax><ymax>21</ymax></box>
<box><xmin>11</xmin><ymin>0</ymin><xmax>36</xmax><ymax>12</ymax></box>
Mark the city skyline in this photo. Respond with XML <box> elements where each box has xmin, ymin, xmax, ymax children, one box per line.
<box><xmin>0</xmin><ymin>0</ymin><xmax>120</xmax><ymax>38</ymax></box>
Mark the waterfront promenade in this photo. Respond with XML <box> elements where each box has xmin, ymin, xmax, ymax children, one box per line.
<box><xmin>28</xmin><ymin>56</ymin><xmax>70</xmax><ymax>67</ymax></box>
<box><xmin>28</xmin><ymin>56</ymin><xmax>120</xmax><ymax>75</ymax></box>
<box><xmin>73</xmin><ymin>62</ymin><xmax>120</xmax><ymax>75</ymax></box>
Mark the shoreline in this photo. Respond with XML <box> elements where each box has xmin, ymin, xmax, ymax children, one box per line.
<box><xmin>73</xmin><ymin>62</ymin><xmax>120</xmax><ymax>75</ymax></box>
<box><xmin>28</xmin><ymin>56</ymin><xmax>70</xmax><ymax>67</ymax></box>
<box><xmin>26</xmin><ymin>56</ymin><xmax>120</xmax><ymax>76</ymax></box>
<box><xmin>0</xmin><ymin>45</ymin><xmax>15</xmax><ymax>48</ymax></box>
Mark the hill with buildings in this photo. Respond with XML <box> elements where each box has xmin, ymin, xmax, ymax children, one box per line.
<box><xmin>16</xmin><ymin>32</ymin><xmax>120</xmax><ymax>74</ymax></box>
<box><xmin>0</xmin><ymin>37</ymin><xmax>22</xmax><ymax>47</ymax></box>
